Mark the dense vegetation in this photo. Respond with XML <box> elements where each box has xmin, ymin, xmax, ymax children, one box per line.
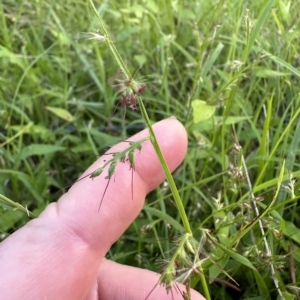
<box><xmin>1</xmin><ymin>0</ymin><xmax>300</xmax><ymax>299</ymax></box>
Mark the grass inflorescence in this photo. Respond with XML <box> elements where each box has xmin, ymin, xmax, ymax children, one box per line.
<box><xmin>1</xmin><ymin>0</ymin><xmax>300</xmax><ymax>299</ymax></box>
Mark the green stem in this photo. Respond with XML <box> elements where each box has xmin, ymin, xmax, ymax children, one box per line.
<box><xmin>0</xmin><ymin>194</ymin><xmax>36</xmax><ymax>218</ymax></box>
<box><xmin>196</xmin><ymin>256</ymin><xmax>211</xmax><ymax>300</ymax></box>
<box><xmin>138</xmin><ymin>96</ymin><xmax>192</xmax><ymax>234</ymax></box>
<box><xmin>89</xmin><ymin>0</ymin><xmax>131</xmax><ymax>79</ymax></box>
<box><xmin>89</xmin><ymin>0</ymin><xmax>191</xmax><ymax>234</ymax></box>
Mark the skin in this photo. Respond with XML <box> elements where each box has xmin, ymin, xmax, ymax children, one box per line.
<box><xmin>0</xmin><ymin>119</ymin><xmax>205</xmax><ymax>300</ymax></box>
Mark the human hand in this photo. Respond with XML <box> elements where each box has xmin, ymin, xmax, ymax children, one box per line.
<box><xmin>0</xmin><ymin>119</ymin><xmax>205</xmax><ymax>300</ymax></box>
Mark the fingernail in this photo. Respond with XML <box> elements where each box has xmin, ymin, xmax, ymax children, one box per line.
<box><xmin>168</xmin><ymin>116</ymin><xmax>177</xmax><ymax>120</ymax></box>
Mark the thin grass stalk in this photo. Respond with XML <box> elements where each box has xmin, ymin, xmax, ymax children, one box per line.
<box><xmin>0</xmin><ymin>194</ymin><xmax>36</xmax><ymax>218</ymax></box>
<box><xmin>234</xmin><ymin>128</ymin><xmax>284</xmax><ymax>299</ymax></box>
<box><xmin>88</xmin><ymin>0</ymin><xmax>192</xmax><ymax>234</ymax></box>
<box><xmin>137</xmin><ymin>96</ymin><xmax>192</xmax><ymax>234</ymax></box>
<box><xmin>89</xmin><ymin>0</ymin><xmax>131</xmax><ymax>79</ymax></box>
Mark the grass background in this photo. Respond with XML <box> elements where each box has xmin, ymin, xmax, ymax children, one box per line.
<box><xmin>1</xmin><ymin>0</ymin><xmax>300</xmax><ymax>299</ymax></box>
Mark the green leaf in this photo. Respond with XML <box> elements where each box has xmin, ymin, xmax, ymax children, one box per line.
<box><xmin>201</xmin><ymin>43</ymin><xmax>224</xmax><ymax>78</ymax></box>
<box><xmin>191</xmin><ymin>100</ymin><xmax>216</xmax><ymax>123</ymax></box>
<box><xmin>143</xmin><ymin>206</ymin><xmax>185</xmax><ymax>233</ymax></box>
<box><xmin>245</xmin><ymin>0</ymin><xmax>276</xmax><ymax>58</ymax></box>
<box><xmin>221</xmin><ymin>116</ymin><xmax>251</xmax><ymax>125</ymax></box>
<box><xmin>216</xmin><ymin>242</ymin><xmax>256</xmax><ymax>270</ymax></box>
<box><xmin>0</xmin><ymin>209</ymin><xmax>25</xmax><ymax>231</ymax></box>
<box><xmin>46</xmin><ymin>106</ymin><xmax>75</xmax><ymax>122</ymax></box>
<box><xmin>71</xmin><ymin>143</ymin><xmax>94</xmax><ymax>154</ymax></box>
<box><xmin>18</xmin><ymin>144</ymin><xmax>66</xmax><ymax>160</ymax></box>
<box><xmin>192</xmin><ymin>116</ymin><xmax>250</xmax><ymax>132</ymax></box>
<box><xmin>282</xmin><ymin>220</ymin><xmax>300</xmax><ymax>244</ymax></box>
<box><xmin>278</xmin><ymin>0</ymin><xmax>291</xmax><ymax>23</ymax></box>
<box><xmin>280</xmin><ymin>291</ymin><xmax>295</xmax><ymax>300</ymax></box>
<box><xmin>255</xmin><ymin>68</ymin><xmax>291</xmax><ymax>78</ymax></box>
<box><xmin>0</xmin><ymin>170</ymin><xmax>43</xmax><ymax>204</ymax></box>
<box><xmin>0</xmin><ymin>46</ymin><xmax>25</xmax><ymax>69</ymax></box>
<box><xmin>209</xmin><ymin>256</ymin><xmax>229</xmax><ymax>283</ymax></box>
<box><xmin>262</xmin><ymin>50</ymin><xmax>300</xmax><ymax>78</ymax></box>
<box><xmin>213</xmin><ymin>239</ymin><xmax>270</xmax><ymax>299</ymax></box>
<box><xmin>239</xmin><ymin>161</ymin><xmax>285</xmax><ymax>240</ymax></box>
<box><xmin>134</xmin><ymin>54</ymin><xmax>147</xmax><ymax>66</ymax></box>
<box><xmin>170</xmin><ymin>40</ymin><xmax>197</xmax><ymax>64</ymax></box>
<box><xmin>181</xmin><ymin>8</ymin><xmax>196</xmax><ymax>20</ymax></box>
<box><xmin>145</xmin><ymin>0</ymin><xmax>159</xmax><ymax>13</ymax></box>
<box><xmin>28</xmin><ymin>124</ymin><xmax>55</xmax><ymax>141</ymax></box>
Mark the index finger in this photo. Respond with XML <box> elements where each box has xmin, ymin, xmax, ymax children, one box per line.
<box><xmin>55</xmin><ymin>118</ymin><xmax>188</xmax><ymax>251</ymax></box>
<box><xmin>0</xmin><ymin>118</ymin><xmax>187</xmax><ymax>300</ymax></box>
